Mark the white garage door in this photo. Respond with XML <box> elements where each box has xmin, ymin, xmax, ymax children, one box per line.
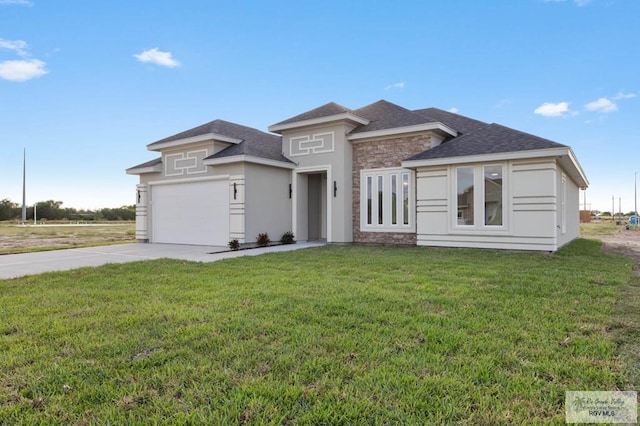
<box><xmin>151</xmin><ymin>180</ymin><xmax>229</xmax><ymax>246</ymax></box>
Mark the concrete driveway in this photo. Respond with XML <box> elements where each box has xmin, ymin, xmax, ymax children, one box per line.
<box><xmin>0</xmin><ymin>242</ymin><xmax>325</xmax><ymax>280</ymax></box>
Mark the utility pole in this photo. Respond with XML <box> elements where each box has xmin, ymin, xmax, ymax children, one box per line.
<box><xmin>619</xmin><ymin>197</ymin><xmax>622</xmax><ymax>223</ymax></box>
<box><xmin>21</xmin><ymin>148</ymin><xmax>26</xmax><ymax>222</ymax></box>
<box><xmin>612</xmin><ymin>195</ymin><xmax>615</xmax><ymax>223</ymax></box>
<box><xmin>635</xmin><ymin>171</ymin><xmax>638</xmax><ymax>219</ymax></box>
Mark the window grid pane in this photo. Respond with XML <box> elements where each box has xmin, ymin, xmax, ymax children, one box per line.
<box><xmin>457</xmin><ymin>167</ymin><xmax>474</xmax><ymax>226</ymax></box>
<box><xmin>377</xmin><ymin>176</ymin><xmax>383</xmax><ymax>225</ymax></box>
<box><xmin>366</xmin><ymin>176</ymin><xmax>372</xmax><ymax>225</ymax></box>
<box><xmin>483</xmin><ymin>165</ymin><xmax>503</xmax><ymax>226</ymax></box>
<box><xmin>402</xmin><ymin>173</ymin><xmax>409</xmax><ymax>225</ymax></box>
<box><xmin>391</xmin><ymin>175</ymin><xmax>397</xmax><ymax>225</ymax></box>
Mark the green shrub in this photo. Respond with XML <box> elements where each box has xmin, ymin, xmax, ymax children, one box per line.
<box><xmin>256</xmin><ymin>233</ymin><xmax>270</xmax><ymax>247</ymax></box>
<box><xmin>228</xmin><ymin>239</ymin><xmax>240</xmax><ymax>250</ymax></box>
<box><xmin>280</xmin><ymin>231</ymin><xmax>295</xmax><ymax>244</ymax></box>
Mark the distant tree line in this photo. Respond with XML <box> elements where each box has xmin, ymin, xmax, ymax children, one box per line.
<box><xmin>0</xmin><ymin>199</ymin><xmax>135</xmax><ymax>221</ymax></box>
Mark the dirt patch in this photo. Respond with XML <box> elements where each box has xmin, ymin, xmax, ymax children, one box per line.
<box><xmin>0</xmin><ymin>235</ymin><xmax>131</xmax><ymax>250</ymax></box>
<box><xmin>0</xmin><ymin>224</ymin><xmax>135</xmax><ymax>254</ymax></box>
<box><xmin>597</xmin><ymin>228</ymin><xmax>640</xmax><ymax>275</ymax></box>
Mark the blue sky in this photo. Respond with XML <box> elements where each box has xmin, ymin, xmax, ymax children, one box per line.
<box><xmin>1</xmin><ymin>0</ymin><xmax>638</xmax><ymax>213</ymax></box>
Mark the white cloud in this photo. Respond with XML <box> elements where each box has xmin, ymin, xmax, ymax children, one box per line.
<box><xmin>0</xmin><ymin>0</ymin><xmax>32</xmax><ymax>4</ymax></box>
<box><xmin>448</xmin><ymin>107</ymin><xmax>459</xmax><ymax>113</ymax></box>
<box><xmin>534</xmin><ymin>101</ymin><xmax>572</xmax><ymax>117</ymax></box>
<box><xmin>613</xmin><ymin>91</ymin><xmax>637</xmax><ymax>100</ymax></box>
<box><xmin>585</xmin><ymin>97</ymin><xmax>618</xmax><ymax>113</ymax></box>
<box><xmin>384</xmin><ymin>82</ymin><xmax>405</xmax><ymax>90</ymax></box>
<box><xmin>0</xmin><ymin>38</ymin><xmax>28</xmax><ymax>56</ymax></box>
<box><xmin>0</xmin><ymin>59</ymin><xmax>47</xmax><ymax>81</ymax></box>
<box><xmin>133</xmin><ymin>48</ymin><xmax>180</xmax><ymax>68</ymax></box>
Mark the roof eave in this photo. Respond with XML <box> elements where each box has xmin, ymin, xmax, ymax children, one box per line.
<box><xmin>268</xmin><ymin>112</ymin><xmax>370</xmax><ymax>133</ymax></box>
<box><xmin>402</xmin><ymin>146</ymin><xmax>588</xmax><ymax>189</ymax></box>
<box><xmin>147</xmin><ymin>133</ymin><xmax>243</xmax><ymax>152</ymax></box>
<box><xmin>348</xmin><ymin>122</ymin><xmax>457</xmax><ymax>141</ymax></box>
<box><xmin>125</xmin><ymin>164</ymin><xmax>162</xmax><ymax>175</ymax></box>
<box><xmin>560</xmin><ymin>148</ymin><xmax>589</xmax><ymax>189</ymax></box>
<box><xmin>203</xmin><ymin>155</ymin><xmax>296</xmax><ymax>169</ymax></box>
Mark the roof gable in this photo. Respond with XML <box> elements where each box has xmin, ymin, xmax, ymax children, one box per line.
<box><xmin>271</xmin><ymin>102</ymin><xmax>352</xmax><ymax>127</ymax></box>
<box><xmin>147</xmin><ymin>119</ymin><xmax>277</xmax><ymax>149</ymax></box>
<box><xmin>350</xmin><ymin>100</ymin><xmax>431</xmax><ymax>134</ymax></box>
<box><xmin>145</xmin><ymin>118</ymin><xmax>293</xmax><ymax>166</ymax></box>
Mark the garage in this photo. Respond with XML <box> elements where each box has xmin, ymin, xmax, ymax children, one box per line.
<box><xmin>150</xmin><ymin>180</ymin><xmax>229</xmax><ymax>246</ymax></box>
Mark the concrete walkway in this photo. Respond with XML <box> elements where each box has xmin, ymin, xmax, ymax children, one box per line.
<box><xmin>0</xmin><ymin>241</ymin><xmax>326</xmax><ymax>280</ymax></box>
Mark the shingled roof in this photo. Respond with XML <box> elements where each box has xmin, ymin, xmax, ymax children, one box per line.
<box><xmin>271</xmin><ymin>102</ymin><xmax>353</xmax><ymax>127</ymax></box>
<box><xmin>134</xmin><ymin>101</ymin><xmax>574</xmax><ymax>171</ymax></box>
<box><xmin>407</xmin><ymin>123</ymin><xmax>568</xmax><ymax>161</ymax></box>
<box><xmin>206</xmin><ymin>136</ymin><xmax>293</xmax><ymax>164</ymax></box>
<box><xmin>125</xmin><ymin>157</ymin><xmax>162</xmax><ymax>173</ymax></box>
<box><xmin>147</xmin><ymin>119</ymin><xmax>276</xmax><ymax>148</ymax></box>
<box><xmin>350</xmin><ymin>100</ymin><xmax>432</xmax><ymax>134</ymax></box>
<box><xmin>412</xmin><ymin>108</ymin><xmax>488</xmax><ymax>136</ymax></box>
<box><xmin>145</xmin><ymin>119</ymin><xmax>292</xmax><ymax>164</ymax></box>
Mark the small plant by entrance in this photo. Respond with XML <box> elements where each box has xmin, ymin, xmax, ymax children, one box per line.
<box><xmin>280</xmin><ymin>231</ymin><xmax>295</xmax><ymax>244</ymax></box>
<box><xmin>228</xmin><ymin>239</ymin><xmax>240</xmax><ymax>250</ymax></box>
<box><xmin>256</xmin><ymin>233</ymin><xmax>270</xmax><ymax>247</ymax></box>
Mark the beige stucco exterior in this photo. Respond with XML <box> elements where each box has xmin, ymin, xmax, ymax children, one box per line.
<box><xmin>412</xmin><ymin>158</ymin><xmax>582</xmax><ymax>251</ymax></box>
<box><xmin>280</xmin><ymin>122</ymin><xmax>357</xmax><ymax>243</ymax></box>
<box><xmin>128</xmin><ymin>101</ymin><xmax>588</xmax><ymax>252</ymax></box>
<box><xmin>244</xmin><ymin>164</ymin><xmax>292</xmax><ymax>243</ymax></box>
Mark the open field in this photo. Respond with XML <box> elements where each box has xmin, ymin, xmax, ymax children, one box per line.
<box><xmin>580</xmin><ymin>220</ymin><xmax>636</xmax><ymax>237</ymax></box>
<box><xmin>0</xmin><ymin>222</ymin><xmax>135</xmax><ymax>255</ymax></box>
<box><xmin>1</xmin><ymin>241</ymin><xmax>637</xmax><ymax>424</ymax></box>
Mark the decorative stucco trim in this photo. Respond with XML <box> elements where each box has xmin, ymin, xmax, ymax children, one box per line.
<box><xmin>269</xmin><ymin>112</ymin><xmax>370</xmax><ymax>133</ymax></box>
<box><xmin>147</xmin><ymin>133</ymin><xmax>242</xmax><ymax>151</ymax></box>
<box><xmin>349</xmin><ymin>122</ymin><xmax>457</xmax><ymax>141</ymax></box>
<box><xmin>165</xmin><ymin>149</ymin><xmax>209</xmax><ymax>177</ymax></box>
<box><xmin>203</xmin><ymin>155</ymin><xmax>297</xmax><ymax>169</ymax></box>
<box><xmin>289</xmin><ymin>132</ymin><xmax>335</xmax><ymax>157</ymax></box>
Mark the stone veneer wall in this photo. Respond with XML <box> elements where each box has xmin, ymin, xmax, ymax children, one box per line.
<box><xmin>352</xmin><ymin>134</ymin><xmax>433</xmax><ymax>244</ymax></box>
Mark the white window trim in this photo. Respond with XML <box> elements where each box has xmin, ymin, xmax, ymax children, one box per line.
<box><xmin>360</xmin><ymin>167</ymin><xmax>415</xmax><ymax>233</ymax></box>
<box><xmin>451</xmin><ymin>163</ymin><xmax>509</xmax><ymax>233</ymax></box>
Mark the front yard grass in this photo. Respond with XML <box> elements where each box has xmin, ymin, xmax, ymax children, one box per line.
<box><xmin>0</xmin><ymin>240</ymin><xmax>637</xmax><ymax>424</ymax></box>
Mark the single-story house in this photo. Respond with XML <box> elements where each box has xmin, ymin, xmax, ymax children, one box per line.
<box><xmin>126</xmin><ymin>100</ymin><xmax>588</xmax><ymax>251</ymax></box>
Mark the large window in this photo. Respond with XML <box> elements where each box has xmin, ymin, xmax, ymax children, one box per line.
<box><xmin>362</xmin><ymin>168</ymin><xmax>414</xmax><ymax>232</ymax></box>
<box><xmin>455</xmin><ymin>164</ymin><xmax>505</xmax><ymax>228</ymax></box>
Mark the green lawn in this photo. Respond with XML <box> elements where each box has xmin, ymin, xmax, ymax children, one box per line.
<box><xmin>0</xmin><ymin>241</ymin><xmax>638</xmax><ymax>424</ymax></box>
